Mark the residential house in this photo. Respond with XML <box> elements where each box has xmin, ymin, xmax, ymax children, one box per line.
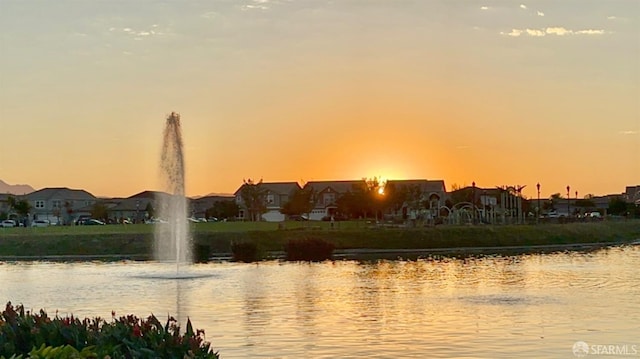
<box><xmin>191</xmin><ymin>194</ymin><xmax>235</xmax><ymax>220</ymax></box>
<box><xmin>108</xmin><ymin>191</ymin><xmax>175</xmax><ymax>223</ymax></box>
<box><xmin>303</xmin><ymin>180</ymin><xmax>367</xmax><ymax>221</ymax></box>
<box><xmin>26</xmin><ymin>187</ymin><xmax>97</xmax><ymax>225</ymax></box>
<box><xmin>234</xmin><ymin>182</ymin><xmax>301</xmax><ymax>222</ymax></box>
<box><xmin>385</xmin><ymin>179</ymin><xmax>447</xmax><ymax>220</ymax></box>
<box><xmin>624</xmin><ymin>185</ymin><xmax>640</xmax><ymax>205</ymax></box>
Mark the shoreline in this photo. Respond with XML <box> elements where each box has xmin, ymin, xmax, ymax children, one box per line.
<box><xmin>0</xmin><ymin>239</ymin><xmax>637</xmax><ymax>262</ymax></box>
<box><xmin>0</xmin><ymin>220</ymin><xmax>638</xmax><ymax>261</ymax></box>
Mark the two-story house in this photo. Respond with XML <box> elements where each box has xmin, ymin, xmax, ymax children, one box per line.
<box><xmin>26</xmin><ymin>187</ymin><xmax>97</xmax><ymax>225</ymax></box>
<box><xmin>303</xmin><ymin>180</ymin><xmax>367</xmax><ymax>221</ymax></box>
<box><xmin>385</xmin><ymin>179</ymin><xmax>446</xmax><ymax>220</ymax></box>
<box><xmin>191</xmin><ymin>194</ymin><xmax>235</xmax><ymax>220</ymax></box>
<box><xmin>625</xmin><ymin>185</ymin><xmax>640</xmax><ymax>205</ymax></box>
<box><xmin>234</xmin><ymin>181</ymin><xmax>301</xmax><ymax>222</ymax></box>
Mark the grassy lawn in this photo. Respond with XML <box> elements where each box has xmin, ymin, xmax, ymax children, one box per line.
<box><xmin>0</xmin><ymin>219</ymin><xmax>638</xmax><ymax>258</ymax></box>
<box><xmin>0</xmin><ymin>220</ymin><xmax>370</xmax><ymax>237</ymax></box>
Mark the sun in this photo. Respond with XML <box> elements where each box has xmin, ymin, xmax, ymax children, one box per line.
<box><xmin>378</xmin><ymin>186</ymin><xmax>385</xmax><ymax>195</ymax></box>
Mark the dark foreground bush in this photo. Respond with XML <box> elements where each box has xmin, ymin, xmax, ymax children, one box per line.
<box><xmin>284</xmin><ymin>238</ymin><xmax>334</xmax><ymax>261</ymax></box>
<box><xmin>231</xmin><ymin>241</ymin><xmax>262</xmax><ymax>262</ymax></box>
<box><xmin>0</xmin><ymin>302</ymin><xmax>219</xmax><ymax>358</ymax></box>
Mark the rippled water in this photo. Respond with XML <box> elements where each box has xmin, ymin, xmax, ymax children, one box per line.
<box><xmin>1</xmin><ymin>246</ymin><xmax>639</xmax><ymax>358</ymax></box>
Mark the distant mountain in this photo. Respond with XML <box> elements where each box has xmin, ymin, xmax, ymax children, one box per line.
<box><xmin>0</xmin><ymin>180</ymin><xmax>35</xmax><ymax>195</ymax></box>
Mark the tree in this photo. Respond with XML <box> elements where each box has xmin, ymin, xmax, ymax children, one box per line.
<box><xmin>13</xmin><ymin>199</ymin><xmax>31</xmax><ymax>222</ymax></box>
<box><xmin>64</xmin><ymin>201</ymin><xmax>74</xmax><ymax>225</ymax></box>
<box><xmin>608</xmin><ymin>196</ymin><xmax>628</xmax><ymax>216</ymax></box>
<box><xmin>281</xmin><ymin>186</ymin><xmax>317</xmax><ymax>218</ymax></box>
<box><xmin>206</xmin><ymin>199</ymin><xmax>239</xmax><ymax>220</ymax></box>
<box><xmin>449</xmin><ymin>185</ymin><xmax>473</xmax><ymax>205</ymax></box>
<box><xmin>6</xmin><ymin>196</ymin><xmax>16</xmax><ymax>215</ymax></box>
<box><xmin>574</xmin><ymin>198</ymin><xmax>596</xmax><ymax>209</ymax></box>
<box><xmin>365</xmin><ymin>177</ymin><xmax>386</xmax><ymax>221</ymax></box>
<box><xmin>381</xmin><ymin>182</ymin><xmax>407</xmax><ymax>214</ymax></box>
<box><xmin>240</xmin><ymin>178</ymin><xmax>267</xmax><ymax>221</ymax></box>
<box><xmin>335</xmin><ymin>190</ymin><xmax>362</xmax><ymax>219</ymax></box>
<box><xmin>91</xmin><ymin>202</ymin><xmax>109</xmax><ymax>222</ymax></box>
<box><xmin>404</xmin><ymin>184</ymin><xmax>424</xmax><ymax>215</ymax></box>
<box><xmin>145</xmin><ymin>202</ymin><xmax>155</xmax><ymax>219</ymax></box>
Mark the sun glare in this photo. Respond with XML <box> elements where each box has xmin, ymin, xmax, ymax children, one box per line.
<box><xmin>378</xmin><ymin>186</ymin><xmax>385</xmax><ymax>195</ymax></box>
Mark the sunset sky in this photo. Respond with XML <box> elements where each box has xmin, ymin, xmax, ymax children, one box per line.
<box><xmin>1</xmin><ymin>0</ymin><xmax>638</xmax><ymax>199</ymax></box>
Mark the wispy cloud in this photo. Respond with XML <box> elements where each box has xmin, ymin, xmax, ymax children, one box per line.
<box><xmin>546</xmin><ymin>27</ymin><xmax>572</xmax><ymax>36</ymax></box>
<box><xmin>201</xmin><ymin>11</ymin><xmax>219</xmax><ymax>19</ymax></box>
<box><xmin>537</xmin><ymin>11</ymin><xmax>545</xmax><ymax>17</ymax></box>
<box><xmin>619</xmin><ymin>130</ymin><xmax>638</xmax><ymax>135</ymax></box>
<box><xmin>505</xmin><ymin>29</ymin><xmax>522</xmax><ymax>37</ymax></box>
<box><xmin>242</xmin><ymin>0</ymin><xmax>270</xmax><ymax>11</ymax></box>
<box><xmin>109</xmin><ymin>24</ymin><xmax>165</xmax><ymax>40</ymax></box>
<box><xmin>607</xmin><ymin>16</ymin><xmax>617</xmax><ymax>20</ymax></box>
<box><xmin>520</xmin><ymin>4</ymin><xmax>527</xmax><ymax>10</ymax></box>
<box><xmin>501</xmin><ymin>27</ymin><xmax>607</xmax><ymax>37</ymax></box>
<box><xmin>526</xmin><ymin>29</ymin><xmax>546</xmax><ymax>37</ymax></box>
<box><xmin>480</xmin><ymin>6</ymin><xmax>489</xmax><ymax>10</ymax></box>
<box><xmin>575</xmin><ymin>29</ymin><xmax>605</xmax><ymax>35</ymax></box>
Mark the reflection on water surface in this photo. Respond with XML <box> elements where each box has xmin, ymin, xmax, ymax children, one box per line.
<box><xmin>1</xmin><ymin>246</ymin><xmax>639</xmax><ymax>358</ymax></box>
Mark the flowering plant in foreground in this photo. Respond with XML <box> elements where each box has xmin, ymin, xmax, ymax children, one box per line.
<box><xmin>0</xmin><ymin>302</ymin><xmax>219</xmax><ymax>358</ymax></box>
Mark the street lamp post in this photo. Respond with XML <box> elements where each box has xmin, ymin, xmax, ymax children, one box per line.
<box><xmin>472</xmin><ymin>181</ymin><xmax>476</xmax><ymax>225</ymax></box>
<box><xmin>536</xmin><ymin>183</ymin><xmax>540</xmax><ymax>224</ymax></box>
<box><xmin>566</xmin><ymin>186</ymin><xmax>570</xmax><ymax>220</ymax></box>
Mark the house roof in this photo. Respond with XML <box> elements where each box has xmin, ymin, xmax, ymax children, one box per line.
<box><xmin>128</xmin><ymin>190</ymin><xmax>168</xmax><ymax>199</ymax></box>
<box><xmin>191</xmin><ymin>195</ymin><xmax>235</xmax><ymax>213</ymax></box>
<box><xmin>233</xmin><ymin>181</ymin><xmax>301</xmax><ymax>196</ymax></box>
<box><xmin>26</xmin><ymin>187</ymin><xmax>96</xmax><ymax>201</ymax></box>
<box><xmin>304</xmin><ymin>180</ymin><xmax>367</xmax><ymax>194</ymax></box>
<box><xmin>109</xmin><ymin>198</ymin><xmax>156</xmax><ymax>211</ymax></box>
<box><xmin>385</xmin><ymin>179</ymin><xmax>446</xmax><ymax>193</ymax></box>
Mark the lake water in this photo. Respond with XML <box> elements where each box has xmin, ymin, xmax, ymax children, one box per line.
<box><xmin>1</xmin><ymin>245</ymin><xmax>639</xmax><ymax>358</ymax></box>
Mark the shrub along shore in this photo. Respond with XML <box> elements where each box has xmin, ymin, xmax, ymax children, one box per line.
<box><xmin>0</xmin><ymin>220</ymin><xmax>638</xmax><ymax>260</ymax></box>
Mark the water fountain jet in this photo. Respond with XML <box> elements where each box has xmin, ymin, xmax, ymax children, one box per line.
<box><xmin>154</xmin><ymin>112</ymin><xmax>192</xmax><ymax>273</ymax></box>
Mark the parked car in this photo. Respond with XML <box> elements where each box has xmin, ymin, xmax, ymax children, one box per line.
<box><xmin>289</xmin><ymin>215</ymin><xmax>309</xmax><ymax>221</ymax></box>
<box><xmin>145</xmin><ymin>218</ymin><xmax>168</xmax><ymax>224</ymax></box>
<box><xmin>1</xmin><ymin>220</ymin><xmax>16</xmax><ymax>228</ymax></box>
<box><xmin>75</xmin><ymin>215</ymin><xmax>91</xmax><ymax>225</ymax></box>
<box><xmin>31</xmin><ymin>219</ymin><xmax>50</xmax><ymax>227</ymax></box>
<box><xmin>546</xmin><ymin>211</ymin><xmax>566</xmax><ymax>218</ymax></box>
<box><xmin>587</xmin><ymin>212</ymin><xmax>602</xmax><ymax>218</ymax></box>
<box><xmin>84</xmin><ymin>219</ymin><xmax>105</xmax><ymax>225</ymax></box>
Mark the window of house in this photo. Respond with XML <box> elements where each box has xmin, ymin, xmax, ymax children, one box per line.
<box><xmin>324</xmin><ymin>193</ymin><xmax>335</xmax><ymax>205</ymax></box>
<box><xmin>35</xmin><ymin>200</ymin><xmax>45</xmax><ymax>209</ymax></box>
<box><xmin>266</xmin><ymin>194</ymin><xmax>275</xmax><ymax>204</ymax></box>
<box><xmin>52</xmin><ymin>200</ymin><xmax>61</xmax><ymax>209</ymax></box>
